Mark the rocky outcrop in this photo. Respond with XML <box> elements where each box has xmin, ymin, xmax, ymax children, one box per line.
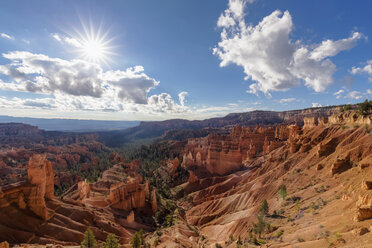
<box><xmin>0</xmin><ymin>155</ymin><xmax>54</xmax><ymax>220</ymax></box>
<box><xmin>331</xmin><ymin>157</ymin><xmax>352</xmax><ymax>175</ymax></box>
<box><xmin>188</xmin><ymin>170</ymin><xmax>198</xmax><ymax>183</ymax></box>
<box><xmin>109</xmin><ymin>178</ymin><xmax>147</xmax><ymax>211</ymax></box>
<box><xmin>127</xmin><ymin>210</ymin><xmax>135</xmax><ymax>223</ymax></box>
<box><xmin>303</xmin><ymin>117</ymin><xmax>318</xmax><ymax>129</ymax></box>
<box><xmin>318</xmin><ymin>138</ymin><xmax>338</xmax><ymax>157</ymax></box>
<box><xmin>28</xmin><ymin>154</ymin><xmax>54</xmax><ymax>199</ymax></box>
<box><xmin>355</xmin><ymin>192</ymin><xmax>372</xmax><ymax>221</ymax></box>
<box><xmin>78</xmin><ymin>180</ymin><xmax>91</xmax><ymax>200</ymax></box>
<box><xmin>0</xmin><ymin>241</ymin><xmax>9</xmax><ymax>248</ymax></box>
<box><xmin>27</xmin><ymin>154</ymin><xmax>54</xmax><ymax>220</ymax></box>
<box><xmin>362</xmin><ymin>180</ymin><xmax>372</xmax><ymax>190</ymax></box>
<box><xmin>329</xmin><ymin>111</ymin><xmax>372</xmax><ymax>125</ymax></box>
<box><xmin>168</xmin><ymin>157</ymin><xmax>180</xmax><ymax>177</ymax></box>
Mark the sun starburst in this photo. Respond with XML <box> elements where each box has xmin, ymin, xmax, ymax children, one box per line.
<box><xmin>68</xmin><ymin>19</ymin><xmax>116</xmax><ymax>65</ymax></box>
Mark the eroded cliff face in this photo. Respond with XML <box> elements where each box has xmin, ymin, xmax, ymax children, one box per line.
<box><xmin>153</xmin><ymin>112</ymin><xmax>372</xmax><ymax>248</ymax></box>
<box><xmin>181</xmin><ymin>125</ymin><xmax>293</xmax><ymax>176</ymax></box>
<box><xmin>329</xmin><ymin>111</ymin><xmax>372</xmax><ymax>125</ymax></box>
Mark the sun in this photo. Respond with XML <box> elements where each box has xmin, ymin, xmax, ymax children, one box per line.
<box><xmin>81</xmin><ymin>39</ymin><xmax>107</xmax><ymax>62</ymax></box>
<box><xmin>70</xmin><ymin>20</ymin><xmax>116</xmax><ymax>65</ymax></box>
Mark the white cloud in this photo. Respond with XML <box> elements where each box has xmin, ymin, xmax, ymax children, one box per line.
<box><xmin>0</xmin><ymin>50</ymin><xmax>259</xmax><ymax>119</ymax></box>
<box><xmin>0</xmin><ymin>33</ymin><xmax>14</xmax><ymax>40</ymax></box>
<box><xmin>51</xmin><ymin>33</ymin><xmax>82</xmax><ymax>48</ymax></box>
<box><xmin>279</xmin><ymin>97</ymin><xmax>296</xmax><ymax>104</ymax></box>
<box><xmin>346</xmin><ymin>90</ymin><xmax>363</xmax><ymax>100</ymax></box>
<box><xmin>333</xmin><ymin>89</ymin><xmax>344</xmax><ymax>99</ymax></box>
<box><xmin>104</xmin><ymin>66</ymin><xmax>159</xmax><ymax>104</ymax></box>
<box><xmin>0</xmin><ymin>51</ymin><xmax>190</xmax><ymax>116</ymax></box>
<box><xmin>312</xmin><ymin>103</ymin><xmax>322</xmax><ymax>107</ymax></box>
<box><xmin>213</xmin><ymin>0</ymin><xmax>363</xmax><ymax>95</ymax></box>
<box><xmin>333</xmin><ymin>88</ymin><xmax>372</xmax><ymax>101</ymax></box>
<box><xmin>51</xmin><ymin>33</ymin><xmax>62</xmax><ymax>42</ymax></box>
<box><xmin>310</xmin><ymin>32</ymin><xmax>363</xmax><ymax>61</ymax></box>
<box><xmin>178</xmin><ymin>91</ymin><xmax>188</xmax><ymax>106</ymax></box>
<box><xmin>351</xmin><ymin>60</ymin><xmax>372</xmax><ymax>82</ymax></box>
<box><xmin>64</xmin><ymin>37</ymin><xmax>82</xmax><ymax>48</ymax></box>
<box><xmin>366</xmin><ymin>89</ymin><xmax>372</xmax><ymax>96</ymax></box>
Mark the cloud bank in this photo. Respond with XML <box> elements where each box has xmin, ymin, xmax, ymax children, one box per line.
<box><xmin>213</xmin><ymin>0</ymin><xmax>363</xmax><ymax>96</ymax></box>
<box><xmin>0</xmin><ymin>51</ymin><xmax>188</xmax><ymax>115</ymax></box>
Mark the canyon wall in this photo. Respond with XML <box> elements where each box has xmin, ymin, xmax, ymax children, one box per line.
<box><xmin>182</xmin><ymin>125</ymin><xmax>293</xmax><ymax>176</ymax></box>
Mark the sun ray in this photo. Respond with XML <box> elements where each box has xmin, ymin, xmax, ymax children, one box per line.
<box><xmin>66</xmin><ymin>17</ymin><xmax>117</xmax><ymax>66</ymax></box>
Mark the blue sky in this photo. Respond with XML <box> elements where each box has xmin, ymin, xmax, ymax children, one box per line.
<box><xmin>0</xmin><ymin>0</ymin><xmax>371</xmax><ymax>120</ymax></box>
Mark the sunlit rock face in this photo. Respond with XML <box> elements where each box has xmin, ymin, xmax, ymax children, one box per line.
<box><xmin>181</xmin><ymin>125</ymin><xmax>292</xmax><ymax>176</ymax></box>
<box><xmin>109</xmin><ymin>178</ymin><xmax>147</xmax><ymax>211</ymax></box>
<box><xmin>26</xmin><ymin>154</ymin><xmax>54</xmax><ymax>220</ymax></box>
<box><xmin>329</xmin><ymin>111</ymin><xmax>372</xmax><ymax>125</ymax></box>
<box><xmin>0</xmin><ymin>154</ymin><xmax>54</xmax><ymax>220</ymax></box>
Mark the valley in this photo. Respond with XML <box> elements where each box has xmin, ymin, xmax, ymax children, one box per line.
<box><xmin>0</xmin><ymin>105</ymin><xmax>371</xmax><ymax>248</ymax></box>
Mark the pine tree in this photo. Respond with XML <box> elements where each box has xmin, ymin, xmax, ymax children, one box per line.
<box><xmin>103</xmin><ymin>233</ymin><xmax>119</xmax><ymax>248</ymax></box>
<box><xmin>259</xmin><ymin>199</ymin><xmax>269</xmax><ymax>216</ymax></box>
<box><xmin>131</xmin><ymin>232</ymin><xmax>141</xmax><ymax>248</ymax></box>
<box><xmin>81</xmin><ymin>228</ymin><xmax>97</xmax><ymax>248</ymax></box>
<box><xmin>236</xmin><ymin>235</ymin><xmax>242</xmax><ymax>245</ymax></box>
<box><xmin>278</xmin><ymin>184</ymin><xmax>287</xmax><ymax>200</ymax></box>
<box><xmin>139</xmin><ymin>229</ymin><xmax>145</xmax><ymax>245</ymax></box>
<box><xmin>253</xmin><ymin>215</ymin><xmax>266</xmax><ymax>238</ymax></box>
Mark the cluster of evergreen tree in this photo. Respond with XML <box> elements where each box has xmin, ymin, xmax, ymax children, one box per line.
<box><xmin>81</xmin><ymin>229</ymin><xmax>120</xmax><ymax>248</ymax></box>
<box><xmin>55</xmin><ymin>151</ymin><xmax>114</xmax><ymax>196</ymax></box>
<box><xmin>358</xmin><ymin>99</ymin><xmax>372</xmax><ymax>115</ymax></box>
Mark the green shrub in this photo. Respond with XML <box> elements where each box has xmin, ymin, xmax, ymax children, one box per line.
<box><xmin>276</xmin><ymin>229</ymin><xmax>284</xmax><ymax>238</ymax></box>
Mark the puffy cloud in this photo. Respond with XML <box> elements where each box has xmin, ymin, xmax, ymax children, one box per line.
<box><xmin>0</xmin><ymin>51</ymin><xmax>192</xmax><ymax>117</ymax></box>
<box><xmin>104</xmin><ymin>66</ymin><xmax>159</xmax><ymax>104</ymax></box>
<box><xmin>213</xmin><ymin>1</ymin><xmax>363</xmax><ymax>95</ymax></box>
<box><xmin>1</xmin><ymin>33</ymin><xmax>14</xmax><ymax>40</ymax></box>
<box><xmin>1</xmin><ymin>51</ymin><xmax>105</xmax><ymax>97</ymax></box>
<box><xmin>178</xmin><ymin>91</ymin><xmax>188</xmax><ymax>106</ymax></box>
<box><xmin>0</xmin><ymin>51</ymin><xmax>161</xmax><ymax>104</ymax></box>
<box><xmin>312</xmin><ymin>103</ymin><xmax>322</xmax><ymax>107</ymax></box>
<box><xmin>147</xmin><ymin>93</ymin><xmax>188</xmax><ymax>113</ymax></box>
<box><xmin>351</xmin><ymin>60</ymin><xmax>372</xmax><ymax>82</ymax></box>
<box><xmin>279</xmin><ymin>98</ymin><xmax>296</xmax><ymax>104</ymax></box>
